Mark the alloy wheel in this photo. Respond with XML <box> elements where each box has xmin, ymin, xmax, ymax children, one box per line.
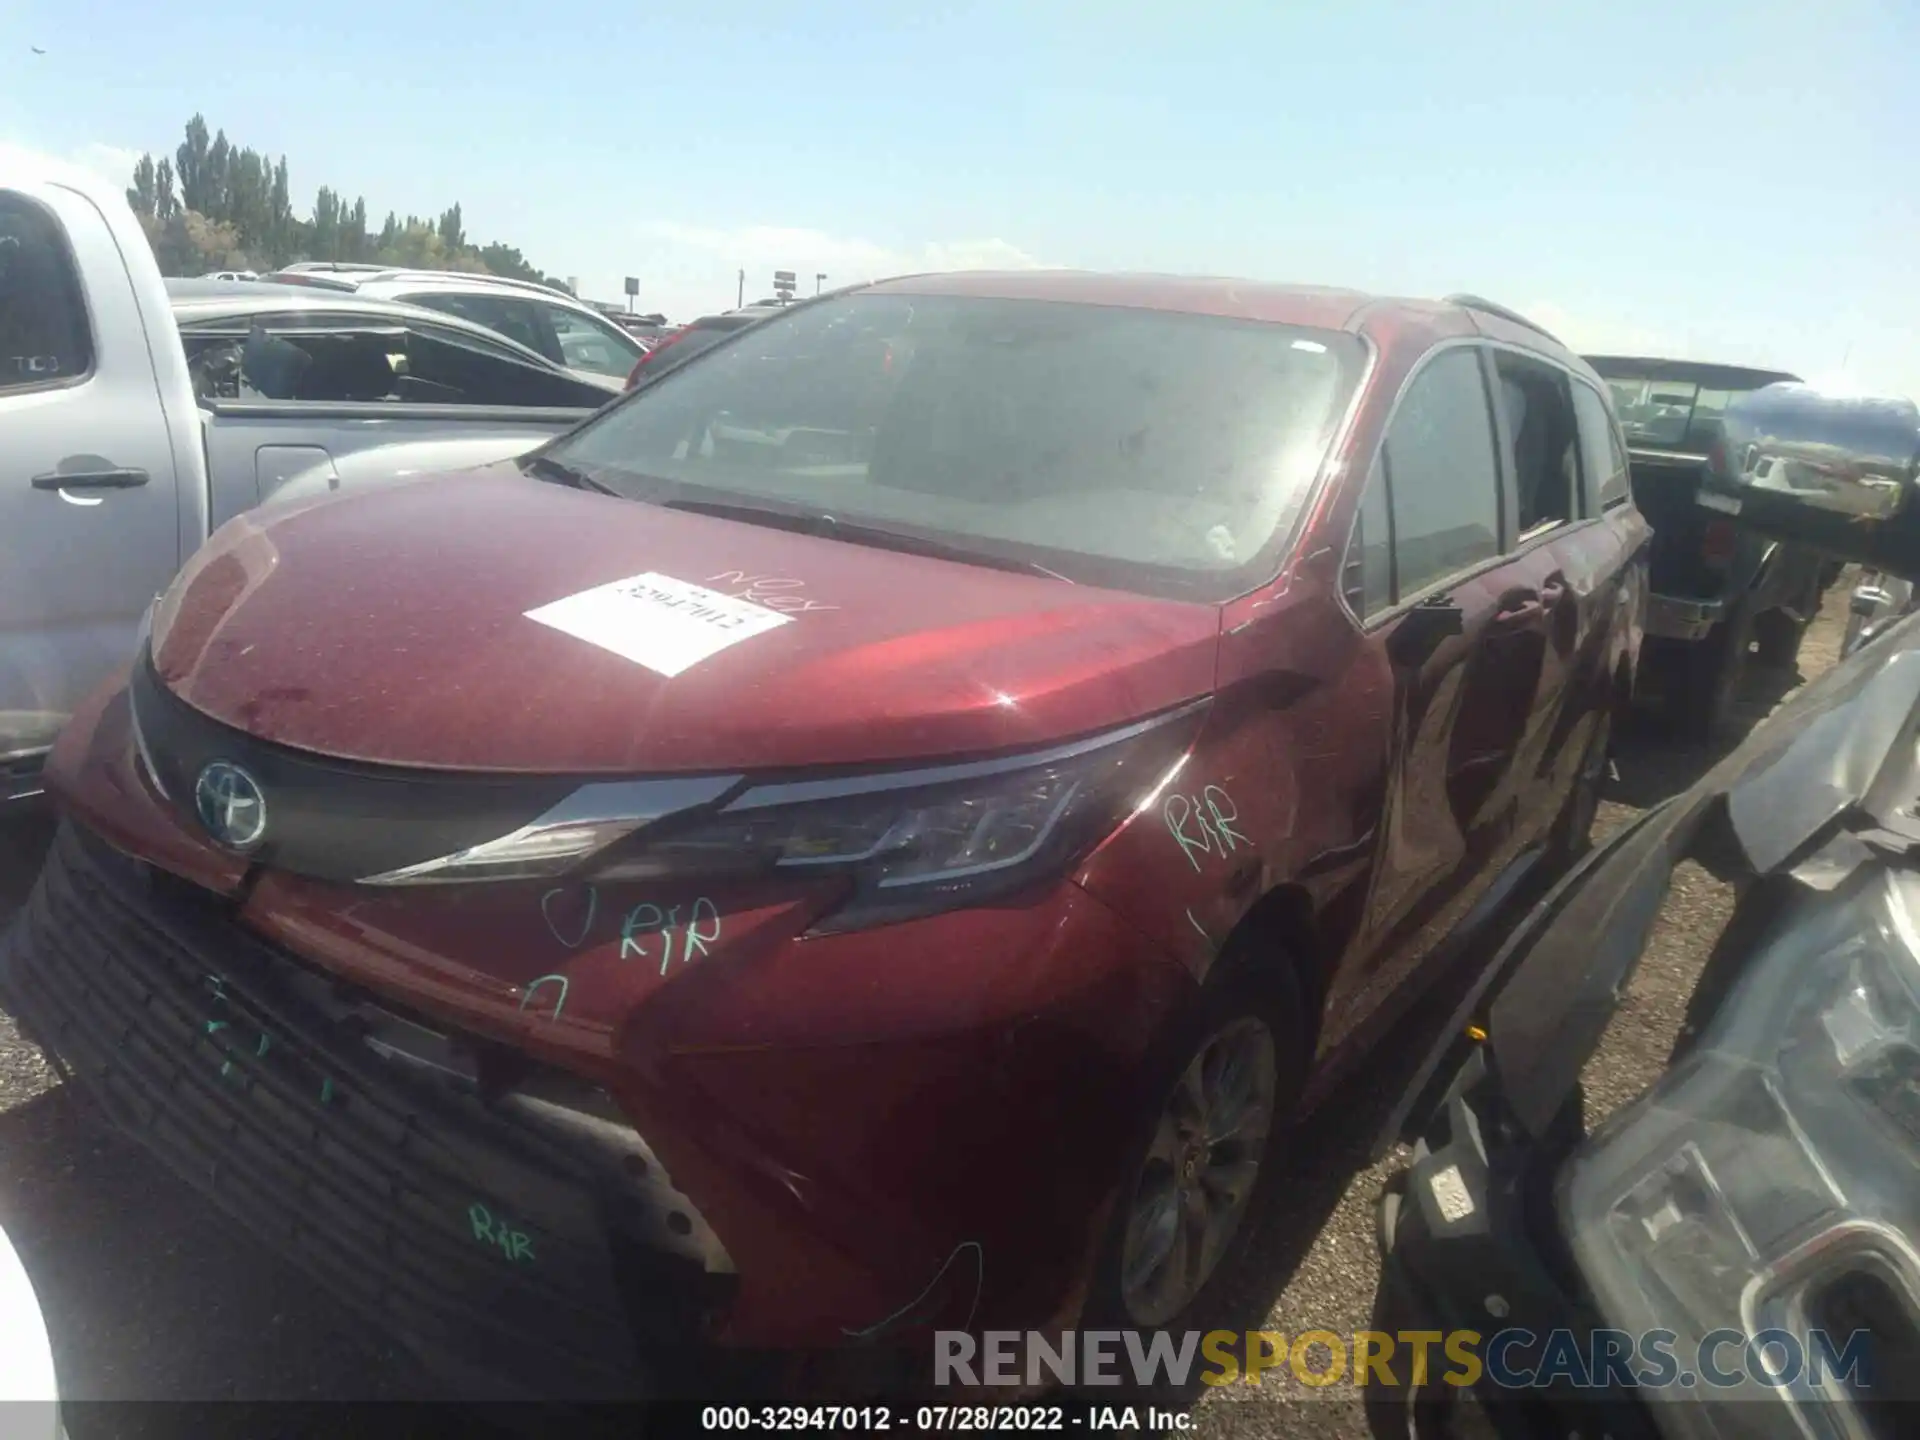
<box><xmin>1118</xmin><ymin>1016</ymin><xmax>1277</xmax><ymax>1327</ymax></box>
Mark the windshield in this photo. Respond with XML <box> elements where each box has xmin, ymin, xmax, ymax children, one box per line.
<box><xmin>548</xmin><ymin>292</ymin><xmax>1367</xmax><ymax>600</ymax></box>
<box><xmin>1604</xmin><ymin>375</ymin><xmax>1754</xmax><ymax>450</ymax></box>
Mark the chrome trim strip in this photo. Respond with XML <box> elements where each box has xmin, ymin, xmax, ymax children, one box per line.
<box><xmin>357</xmin><ymin>773</ymin><xmax>743</xmax><ymax>884</ymax></box>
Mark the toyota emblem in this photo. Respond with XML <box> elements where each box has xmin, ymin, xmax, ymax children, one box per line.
<box><xmin>193</xmin><ymin>761</ymin><xmax>268</xmax><ymax>851</ymax></box>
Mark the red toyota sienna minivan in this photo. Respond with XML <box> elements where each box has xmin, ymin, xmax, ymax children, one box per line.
<box><xmin>3</xmin><ymin>273</ymin><xmax>1646</xmax><ymax>1399</ymax></box>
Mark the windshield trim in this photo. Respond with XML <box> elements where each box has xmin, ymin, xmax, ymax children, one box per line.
<box><xmin>538</xmin><ymin>294</ymin><xmax>1376</xmax><ymax>605</ymax></box>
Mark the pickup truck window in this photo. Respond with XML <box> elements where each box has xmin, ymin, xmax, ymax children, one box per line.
<box><xmin>0</xmin><ymin>192</ymin><xmax>93</xmax><ymax>393</ymax></box>
<box><xmin>179</xmin><ymin>312</ymin><xmax>607</xmax><ymax>408</ymax></box>
<box><xmin>1604</xmin><ymin>375</ymin><xmax>1747</xmax><ymax>451</ymax></box>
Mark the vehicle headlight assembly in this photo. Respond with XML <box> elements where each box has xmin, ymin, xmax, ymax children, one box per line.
<box><xmin>362</xmin><ymin>701</ymin><xmax>1208</xmax><ymax>932</ymax></box>
<box><xmin>1560</xmin><ymin>868</ymin><xmax>1920</xmax><ymax>1438</ymax></box>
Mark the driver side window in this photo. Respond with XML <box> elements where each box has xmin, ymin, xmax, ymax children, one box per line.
<box><xmin>1343</xmin><ymin>457</ymin><xmax>1394</xmax><ymax>619</ymax></box>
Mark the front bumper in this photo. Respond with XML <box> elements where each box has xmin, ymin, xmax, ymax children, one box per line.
<box><xmin>14</xmin><ymin>679</ymin><xmax>1197</xmax><ymax>1390</ymax></box>
<box><xmin>1644</xmin><ymin>590</ymin><xmax>1726</xmax><ymax>642</ymax></box>
<box><xmin>1</xmin><ymin>822</ymin><xmax>726</xmax><ymax>1401</ymax></box>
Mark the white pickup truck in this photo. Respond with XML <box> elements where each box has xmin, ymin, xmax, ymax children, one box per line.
<box><xmin>0</xmin><ymin>149</ymin><xmax>608</xmax><ymax>804</ymax></box>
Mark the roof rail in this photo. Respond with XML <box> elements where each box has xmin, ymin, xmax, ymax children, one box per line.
<box><xmin>365</xmin><ymin>268</ymin><xmax>576</xmax><ymax>300</ymax></box>
<box><xmin>275</xmin><ymin>261</ymin><xmax>389</xmax><ymax>274</ymax></box>
<box><xmin>1443</xmin><ymin>293</ymin><xmax>1562</xmax><ymax>345</ymax></box>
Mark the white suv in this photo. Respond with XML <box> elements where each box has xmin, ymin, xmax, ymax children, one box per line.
<box><xmin>265</xmin><ymin>266</ymin><xmax>647</xmax><ymax>386</ymax></box>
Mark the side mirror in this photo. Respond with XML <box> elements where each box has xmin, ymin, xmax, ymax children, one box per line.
<box><xmin>1704</xmin><ymin>385</ymin><xmax>1920</xmax><ymax>581</ymax></box>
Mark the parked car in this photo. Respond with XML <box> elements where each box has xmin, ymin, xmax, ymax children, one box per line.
<box><xmin>622</xmin><ymin>304</ymin><xmax>783</xmax><ymax>388</ymax></box>
<box><xmin>0</xmin><ymin>153</ymin><xmax>611</xmax><ymax>808</ymax></box>
<box><xmin>1584</xmin><ymin>355</ymin><xmax>1831</xmax><ymax>740</ymax></box>
<box><xmin>199</xmin><ymin>269</ymin><xmax>258</xmax><ymax>282</ymax></box>
<box><xmin>3</xmin><ymin>275</ymin><xmax>1646</xmax><ymax>1399</ymax></box>
<box><xmin>1368</xmin><ymin>385</ymin><xmax>1920</xmax><ymax>1439</ymax></box>
<box><xmin>261</xmin><ymin>266</ymin><xmax>647</xmax><ymax>388</ymax></box>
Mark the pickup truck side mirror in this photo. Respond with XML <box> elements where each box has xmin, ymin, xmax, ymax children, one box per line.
<box><xmin>1705</xmin><ymin>384</ymin><xmax>1920</xmax><ymax>582</ymax></box>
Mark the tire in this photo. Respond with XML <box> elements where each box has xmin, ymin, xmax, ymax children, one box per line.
<box><xmin>1078</xmin><ymin>943</ymin><xmax>1309</xmax><ymax>1353</ymax></box>
<box><xmin>1842</xmin><ymin>606</ymin><xmax>1871</xmax><ymax>660</ymax></box>
<box><xmin>1751</xmin><ymin>608</ymin><xmax>1807</xmax><ymax>670</ymax></box>
<box><xmin>1670</xmin><ymin>608</ymin><xmax>1752</xmax><ymax>745</ymax></box>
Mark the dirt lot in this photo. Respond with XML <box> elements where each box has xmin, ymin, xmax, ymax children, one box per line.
<box><xmin>0</xmin><ymin>583</ymin><xmax>1855</xmax><ymax>1435</ymax></box>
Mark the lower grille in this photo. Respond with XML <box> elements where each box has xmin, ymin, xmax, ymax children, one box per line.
<box><xmin>0</xmin><ymin>823</ymin><xmax>722</xmax><ymax>1401</ymax></box>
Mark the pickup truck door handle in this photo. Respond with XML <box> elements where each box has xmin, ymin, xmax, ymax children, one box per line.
<box><xmin>32</xmin><ymin>468</ymin><xmax>150</xmax><ymax>491</ymax></box>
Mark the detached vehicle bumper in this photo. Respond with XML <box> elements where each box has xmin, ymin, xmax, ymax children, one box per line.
<box><xmin>0</xmin><ymin>682</ymin><xmax>1194</xmax><ymax>1399</ymax></box>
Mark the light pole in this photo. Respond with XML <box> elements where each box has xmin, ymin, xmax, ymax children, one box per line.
<box><xmin>737</xmin><ymin>269</ymin><xmax>745</xmax><ymax>308</ymax></box>
<box><xmin>816</xmin><ymin>272</ymin><xmax>826</xmax><ymax>296</ymax></box>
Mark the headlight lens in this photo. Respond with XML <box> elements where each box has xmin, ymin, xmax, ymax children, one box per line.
<box><xmin>362</xmin><ymin>701</ymin><xmax>1207</xmax><ymax>931</ymax></box>
<box><xmin>596</xmin><ymin>702</ymin><xmax>1207</xmax><ymax>930</ymax></box>
<box><xmin>1560</xmin><ymin>870</ymin><xmax>1920</xmax><ymax>1437</ymax></box>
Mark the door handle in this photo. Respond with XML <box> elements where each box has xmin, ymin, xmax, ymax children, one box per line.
<box><xmin>1494</xmin><ymin>587</ymin><xmax>1543</xmax><ymax>622</ymax></box>
<box><xmin>32</xmin><ymin>468</ymin><xmax>150</xmax><ymax>491</ymax></box>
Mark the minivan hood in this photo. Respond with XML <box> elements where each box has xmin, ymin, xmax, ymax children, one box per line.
<box><xmin>149</xmin><ymin>467</ymin><xmax>1221</xmax><ymax>773</ymax></box>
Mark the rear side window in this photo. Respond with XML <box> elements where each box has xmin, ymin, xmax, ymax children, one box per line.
<box><xmin>1380</xmin><ymin>348</ymin><xmax>1502</xmax><ymax>598</ymax></box>
<box><xmin>1572</xmin><ymin>382</ymin><xmax>1631</xmax><ymax>509</ymax></box>
<box><xmin>1492</xmin><ymin>352</ymin><xmax>1582</xmax><ymax>533</ymax></box>
<box><xmin>400</xmin><ymin>291</ymin><xmax>560</xmax><ymax>364</ymax></box>
<box><xmin>0</xmin><ymin>192</ymin><xmax>92</xmax><ymax>392</ymax></box>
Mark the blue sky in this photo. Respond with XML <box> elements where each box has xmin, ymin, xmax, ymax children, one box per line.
<box><xmin>4</xmin><ymin>0</ymin><xmax>1915</xmax><ymax>397</ymax></box>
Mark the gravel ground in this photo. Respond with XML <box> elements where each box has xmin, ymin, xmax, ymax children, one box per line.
<box><xmin>0</xmin><ymin>582</ymin><xmax>1855</xmax><ymax>1436</ymax></box>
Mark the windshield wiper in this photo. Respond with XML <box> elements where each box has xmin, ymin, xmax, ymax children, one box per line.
<box><xmin>520</xmin><ymin>453</ymin><xmax>616</xmax><ymax>494</ymax></box>
<box><xmin>660</xmin><ymin>496</ymin><xmax>1071</xmax><ymax>581</ymax></box>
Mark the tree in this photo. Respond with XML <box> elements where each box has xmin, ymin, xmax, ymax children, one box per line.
<box><xmin>127</xmin><ymin>115</ymin><xmax>569</xmax><ymax>285</ymax></box>
<box><xmin>175</xmin><ymin>114</ymin><xmax>212</xmax><ymax>214</ymax></box>
<box><xmin>311</xmin><ymin>185</ymin><xmax>341</xmax><ymax>261</ymax></box>
<box><xmin>341</xmin><ymin>197</ymin><xmax>367</xmax><ymax>261</ymax></box>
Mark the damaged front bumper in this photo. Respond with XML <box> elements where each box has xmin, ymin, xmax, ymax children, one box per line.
<box><xmin>0</xmin><ymin>821</ymin><xmax>736</xmax><ymax>1402</ymax></box>
<box><xmin>2</xmin><ymin>679</ymin><xmax>1197</xmax><ymax>1398</ymax></box>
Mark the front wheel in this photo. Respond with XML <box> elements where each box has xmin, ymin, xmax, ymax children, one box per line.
<box><xmin>1751</xmin><ymin>608</ymin><xmax>1808</xmax><ymax>670</ymax></box>
<box><xmin>1080</xmin><ymin>946</ymin><xmax>1308</xmax><ymax>1345</ymax></box>
<box><xmin>1842</xmin><ymin>604</ymin><xmax>1871</xmax><ymax>660</ymax></box>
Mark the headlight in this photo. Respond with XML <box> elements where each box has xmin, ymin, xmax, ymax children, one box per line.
<box><xmin>1560</xmin><ymin>869</ymin><xmax>1920</xmax><ymax>1438</ymax></box>
<box><xmin>363</xmin><ymin>701</ymin><xmax>1208</xmax><ymax>931</ymax></box>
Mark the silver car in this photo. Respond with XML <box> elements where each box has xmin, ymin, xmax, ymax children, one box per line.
<box><xmin>263</xmin><ymin>265</ymin><xmax>648</xmax><ymax>386</ymax></box>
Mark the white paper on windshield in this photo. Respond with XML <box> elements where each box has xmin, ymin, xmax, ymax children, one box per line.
<box><xmin>523</xmin><ymin>571</ymin><xmax>792</xmax><ymax>677</ymax></box>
